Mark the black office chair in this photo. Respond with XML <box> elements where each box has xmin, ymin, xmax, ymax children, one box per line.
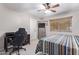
<box><xmin>9</xmin><ymin>28</ymin><xmax>27</xmax><ymax>55</ymax></box>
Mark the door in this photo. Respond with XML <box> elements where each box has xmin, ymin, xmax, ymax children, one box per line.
<box><xmin>38</xmin><ymin>23</ymin><xmax>46</xmax><ymax>39</ymax></box>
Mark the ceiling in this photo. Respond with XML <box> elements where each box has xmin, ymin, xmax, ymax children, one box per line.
<box><xmin>2</xmin><ymin>3</ymin><xmax>79</xmax><ymax>19</ymax></box>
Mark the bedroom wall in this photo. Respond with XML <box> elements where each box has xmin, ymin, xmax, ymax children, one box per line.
<box><xmin>0</xmin><ymin>4</ymin><xmax>30</xmax><ymax>35</ymax></box>
<box><xmin>72</xmin><ymin>12</ymin><xmax>79</xmax><ymax>35</ymax></box>
<box><xmin>30</xmin><ymin>18</ymin><xmax>38</xmax><ymax>40</ymax></box>
<box><xmin>0</xmin><ymin>4</ymin><xmax>38</xmax><ymax>50</ymax></box>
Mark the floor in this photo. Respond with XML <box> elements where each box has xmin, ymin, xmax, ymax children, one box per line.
<box><xmin>0</xmin><ymin>39</ymin><xmax>41</xmax><ymax>55</ymax></box>
<box><xmin>19</xmin><ymin>39</ymin><xmax>39</xmax><ymax>55</ymax></box>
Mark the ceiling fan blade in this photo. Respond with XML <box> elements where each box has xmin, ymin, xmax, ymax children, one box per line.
<box><xmin>50</xmin><ymin>10</ymin><xmax>56</xmax><ymax>12</ymax></box>
<box><xmin>43</xmin><ymin>4</ymin><xmax>46</xmax><ymax>7</ymax></box>
<box><xmin>43</xmin><ymin>3</ymin><xmax>50</xmax><ymax>9</ymax></box>
<box><xmin>52</xmin><ymin>4</ymin><xmax>59</xmax><ymax>8</ymax></box>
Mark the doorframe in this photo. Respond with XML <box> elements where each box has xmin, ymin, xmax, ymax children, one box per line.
<box><xmin>38</xmin><ymin>22</ymin><xmax>46</xmax><ymax>39</ymax></box>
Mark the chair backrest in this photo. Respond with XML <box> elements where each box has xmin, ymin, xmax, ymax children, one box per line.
<box><xmin>13</xmin><ymin>28</ymin><xmax>27</xmax><ymax>46</ymax></box>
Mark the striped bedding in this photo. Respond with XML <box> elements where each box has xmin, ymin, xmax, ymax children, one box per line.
<box><xmin>35</xmin><ymin>34</ymin><xmax>79</xmax><ymax>55</ymax></box>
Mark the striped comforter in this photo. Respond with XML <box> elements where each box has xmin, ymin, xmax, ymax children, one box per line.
<box><xmin>35</xmin><ymin>34</ymin><xmax>79</xmax><ymax>55</ymax></box>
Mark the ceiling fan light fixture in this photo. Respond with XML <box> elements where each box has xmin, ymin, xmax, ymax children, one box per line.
<box><xmin>45</xmin><ymin>10</ymin><xmax>52</xmax><ymax>14</ymax></box>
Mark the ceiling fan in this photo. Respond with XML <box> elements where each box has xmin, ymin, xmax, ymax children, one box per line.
<box><xmin>38</xmin><ymin>3</ymin><xmax>60</xmax><ymax>12</ymax></box>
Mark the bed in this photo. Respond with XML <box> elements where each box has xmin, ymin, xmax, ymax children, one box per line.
<box><xmin>35</xmin><ymin>34</ymin><xmax>79</xmax><ymax>55</ymax></box>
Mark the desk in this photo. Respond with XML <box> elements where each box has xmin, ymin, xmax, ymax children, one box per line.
<box><xmin>4</xmin><ymin>32</ymin><xmax>30</xmax><ymax>52</ymax></box>
<box><xmin>4</xmin><ymin>32</ymin><xmax>15</xmax><ymax>52</ymax></box>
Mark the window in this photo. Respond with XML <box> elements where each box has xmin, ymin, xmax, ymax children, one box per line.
<box><xmin>50</xmin><ymin>16</ymin><xmax>72</xmax><ymax>32</ymax></box>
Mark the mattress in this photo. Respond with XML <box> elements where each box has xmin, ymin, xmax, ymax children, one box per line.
<box><xmin>35</xmin><ymin>34</ymin><xmax>79</xmax><ymax>55</ymax></box>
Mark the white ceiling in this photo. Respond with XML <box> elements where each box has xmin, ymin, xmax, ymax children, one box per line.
<box><xmin>2</xmin><ymin>3</ymin><xmax>79</xmax><ymax>19</ymax></box>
